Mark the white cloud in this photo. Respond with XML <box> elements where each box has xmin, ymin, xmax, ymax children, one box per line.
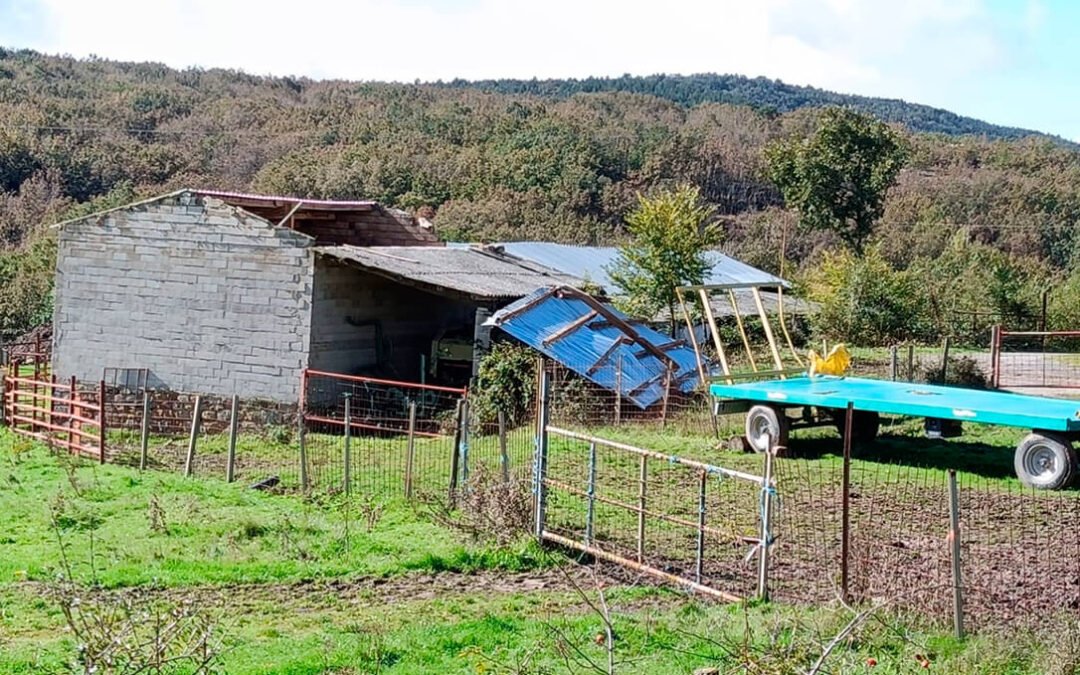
<box><xmin>7</xmin><ymin>0</ymin><xmax>1006</xmax><ymax>104</ymax></box>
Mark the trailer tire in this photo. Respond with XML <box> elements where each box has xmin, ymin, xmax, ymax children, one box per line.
<box><xmin>835</xmin><ymin>410</ymin><xmax>880</xmax><ymax>446</ymax></box>
<box><xmin>1014</xmin><ymin>432</ymin><xmax>1078</xmax><ymax>490</ymax></box>
<box><xmin>745</xmin><ymin>405</ymin><xmax>789</xmax><ymax>454</ymax></box>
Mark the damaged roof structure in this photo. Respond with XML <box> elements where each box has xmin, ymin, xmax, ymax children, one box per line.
<box><xmin>489</xmin><ymin>286</ymin><xmax>705</xmax><ymax>409</ymax></box>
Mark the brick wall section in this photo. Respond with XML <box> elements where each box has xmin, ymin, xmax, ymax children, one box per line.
<box><xmin>52</xmin><ymin>192</ymin><xmax>314</xmax><ymax>402</ymax></box>
<box><xmin>294</xmin><ymin>205</ymin><xmax>439</xmax><ymax>246</ymax></box>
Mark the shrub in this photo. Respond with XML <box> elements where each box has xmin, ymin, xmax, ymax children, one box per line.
<box><xmin>922</xmin><ymin>355</ymin><xmax>989</xmax><ymax>389</ymax></box>
<box><xmin>469</xmin><ymin>341</ymin><xmax>536</xmax><ymax>427</ymax></box>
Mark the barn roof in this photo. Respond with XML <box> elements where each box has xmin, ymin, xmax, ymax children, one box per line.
<box><xmin>491</xmin><ymin>242</ymin><xmax>789</xmax><ymax>291</ymax></box>
<box><xmin>315</xmin><ymin>245</ymin><xmax>586</xmax><ymax>301</ymax></box>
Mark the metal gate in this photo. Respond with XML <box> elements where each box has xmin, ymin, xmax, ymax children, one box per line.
<box><xmin>533</xmin><ymin>373</ymin><xmax>775</xmax><ymax>601</ymax></box>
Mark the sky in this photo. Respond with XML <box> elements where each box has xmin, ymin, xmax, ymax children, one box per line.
<box><xmin>2</xmin><ymin>0</ymin><xmax>1079</xmax><ymax>139</ymax></box>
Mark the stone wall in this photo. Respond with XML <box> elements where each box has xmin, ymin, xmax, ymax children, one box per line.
<box><xmin>52</xmin><ymin>191</ymin><xmax>314</xmax><ymax>402</ymax></box>
<box><xmin>90</xmin><ymin>386</ymin><xmax>298</xmax><ymax>436</ymax></box>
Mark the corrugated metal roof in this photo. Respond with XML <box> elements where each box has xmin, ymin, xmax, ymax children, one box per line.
<box><xmin>196</xmin><ymin>189</ymin><xmax>378</xmax><ymax>209</ymax></box>
<box><xmin>316</xmin><ymin>245</ymin><xmax>585</xmax><ymax>300</ymax></box>
<box><xmin>492</xmin><ymin>242</ymin><xmax>788</xmax><ymax>291</ymax></box>
<box><xmin>489</xmin><ymin>286</ymin><xmax>705</xmax><ymax>409</ymax></box>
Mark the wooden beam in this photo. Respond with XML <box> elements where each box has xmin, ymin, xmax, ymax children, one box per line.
<box><xmin>676</xmin><ymin>287</ymin><xmax>708</xmax><ymax>386</ymax></box>
<box><xmin>543</xmin><ymin>310</ymin><xmax>598</xmax><ymax>346</ymax></box>
<box><xmin>556</xmin><ymin>287</ymin><xmax>676</xmax><ymax>367</ymax></box>
<box><xmin>698</xmin><ymin>288</ymin><xmax>731</xmax><ymax>383</ymax></box>
<box><xmin>586</xmin><ymin>337</ymin><xmax>632</xmax><ymax>375</ymax></box>
<box><xmin>752</xmin><ymin>287</ymin><xmax>784</xmax><ymax>373</ymax></box>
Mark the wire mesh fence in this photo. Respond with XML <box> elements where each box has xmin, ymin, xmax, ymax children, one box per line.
<box><xmin>991</xmin><ymin>328</ymin><xmax>1080</xmax><ymax>390</ymax></box>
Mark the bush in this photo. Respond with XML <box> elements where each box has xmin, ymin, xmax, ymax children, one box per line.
<box><xmin>469</xmin><ymin>341</ymin><xmax>536</xmax><ymax>426</ymax></box>
<box><xmin>922</xmin><ymin>355</ymin><xmax>989</xmax><ymax>389</ymax></box>
<box><xmin>803</xmin><ymin>246</ymin><xmax>932</xmax><ymax>345</ymax></box>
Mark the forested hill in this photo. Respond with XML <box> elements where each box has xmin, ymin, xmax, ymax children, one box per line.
<box><xmin>3</xmin><ymin>47</ymin><xmax>1080</xmax><ymax>338</ymax></box>
<box><xmin>440</xmin><ymin>73</ymin><xmax>1054</xmax><ymax>141</ymax></box>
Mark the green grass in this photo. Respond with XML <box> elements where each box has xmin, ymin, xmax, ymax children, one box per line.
<box><xmin>0</xmin><ymin>431</ymin><xmax>548</xmax><ymax>589</ymax></box>
<box><xmin>0</xmin><ymin>422</ymin><xmax>1069</xmax><ymax>674</ymax></box>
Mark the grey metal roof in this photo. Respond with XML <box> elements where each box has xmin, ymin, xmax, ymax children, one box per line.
<box><xmin>491</xmin><ymin>242</ymin><xmax>788</xmax><ymax>291</ymax></box>
<box><xmin>315</xmin><ymin>245</ymin><xmax>585</xmax><ymax>300</ymax></box>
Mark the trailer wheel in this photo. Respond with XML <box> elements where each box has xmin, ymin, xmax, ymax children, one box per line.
<box><xmin>835</xmin><ymin>410</ymin><xmax>880</xmax><ymax>445</ymax></box>
<box><xmin>745</xmin><ymin>405</ymin><xmax>789</xmax><ymax>453</ymax></box>
<box><xmin>1014</xmin><ymin>433</ymin><xmax>1078</xmax><ymax>490</ymax></box>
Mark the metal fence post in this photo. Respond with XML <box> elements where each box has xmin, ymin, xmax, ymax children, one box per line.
<box><xmin>405</xmin><ymin>401</ymin><xmax>417</xmax><ymax>498</ymax></box>
<box><xmin>941</xmin><ymin>336</ymin><xmax>951</xmax><ymax>382</ymax></box>
<box><xmin>498</xmin><ymin>410</ymin><xmax>509</xmax><ymax>484</ymax></box>
<box><xmin>696</xmin><ymin>469</ymin><xmax>707</xmax><ymax>584</ymax></box>
<box><xmin>139</xmin><ymin>392</ymin><xmax>151</xmax><ymax>471</ymax></box>
<box><xmin>226</xmin><ymin>394</ymin><xmax>239</xmax><ymax>483</ymax></box>
<box><xmin>343</xmin><ymin>394</ymin><xmax>352</xmax><ymax>495</ymax></box>
<box><xmin>584</xmin><ymin>441</ymin><xmax>597</xmax><ymax>546</ymax></box>
<box><xmin>757</xmin><ymin>433</ymin><xmax>775</xmax><ymax>601</ymax></box>
<box><xmin>841</xmin><ymin>402</ymin><xmax>854</xmax><ymax>604</ymax></box>
<box><xmin>184</xmin><ymin>395</ymin><xmax>202</xmax><ymax>477</ymax></box>
<box><xmin>636</xmin><ymin>454</ymin><xmax>647</xmax><ymax>563</ymax></box>
<box><xmin>948</xmin><ymin>470</ymin><xmax>965</xmax><ymax>639</ymax></box>
<box><xmin>449</xmin><ymin>398</ymin><xmax>464</xmax><ymax>506</ymax></box>
<box><xmin>98</xmin><ymin>380</ymin><xmax>107</xmax><ymax>464</ymax></box>
<box><xmin>460</xmin><ymin>398</ymin><xmax>471</xmax><ymax>487</ymax></box>
<box><xmin>298</xmin><ymin>404</ymin><xmax>309</xmax><ymax>492</ymax></box>
<box><xmin>533</xmin><ymin>370</ymin><xmax>551</xmax><ymax>540</ymax></box>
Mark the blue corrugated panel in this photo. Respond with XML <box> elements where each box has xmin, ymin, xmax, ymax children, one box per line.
<box><xmin>494</xmin><ymin>242</ymin><xmax>788</xmax><ymax>291</ymax></box>
<box><xmin>490</xmin><ymin>287</ymin><xmax>705</xmax><ymax>409</ymax></box>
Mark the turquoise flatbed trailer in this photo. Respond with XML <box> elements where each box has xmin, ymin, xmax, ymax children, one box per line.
<box><xmin>710</xmin><ymin>376</ymin><xmax>1080</xmax><ymax>489</ymax></box>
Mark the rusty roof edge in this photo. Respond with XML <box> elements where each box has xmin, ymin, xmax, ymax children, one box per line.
<box><xmin>49</xmin><ymin>189</ymin><xmax>316</xmax><ymax>244</ymax></box>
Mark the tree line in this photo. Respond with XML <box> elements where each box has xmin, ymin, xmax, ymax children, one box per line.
<box><xmin>2</xmin><ymin>48</ymin><xmax>1080</xmax><ymax>344</ymax></box>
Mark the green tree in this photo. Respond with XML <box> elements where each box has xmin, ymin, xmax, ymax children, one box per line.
<box><xmin>607</xmin><ymin>185</ymin><xmax>720</xmax><ymax>332</ymax></box>
<box><xmin>765</xmin><ymin>107</ymin><xmax>907</xmax><ymax>253</ymax></box>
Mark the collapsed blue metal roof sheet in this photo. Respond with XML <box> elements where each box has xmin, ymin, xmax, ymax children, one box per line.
<box><xmin>492</xmin><ymin>242</ymin><xmax>788</xmax><ymax>291</ymax></box>
<box><xmin>488</xmin><ymin>286</ymin><xmax>705</xmax><ymax>409</ymax></box>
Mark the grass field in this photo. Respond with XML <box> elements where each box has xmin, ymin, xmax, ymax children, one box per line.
<box><xmin>2</xmin><ymin>422</ymin><xmax>1077</xmax><ymax>674</ymax></box>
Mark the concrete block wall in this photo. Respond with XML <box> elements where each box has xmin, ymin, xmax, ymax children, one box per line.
<box><xmin>53</xmin><ymin>191</ymin><xmax>314</xmax><ymax>402</ymax></box>
<box><xmin>308</xmin><ymin>257</ymin><xmax>476</xmax><ymax>381</ymax></box>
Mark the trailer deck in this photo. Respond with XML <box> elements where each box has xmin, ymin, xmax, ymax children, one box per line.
<box><xmin>709</xmin><ymin>376</ymin><xmax>1080</xmax><ymax>433</ymax></box>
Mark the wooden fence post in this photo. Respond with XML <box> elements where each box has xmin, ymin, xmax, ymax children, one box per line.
<box><xmin>889</xmin><ymin>345</ymin><xmax>899</xmax><ymax>381</ymax></box>
<box><xmin>184</xmin><ymin>395</ymin><xmax>202</xmax><ymax>477</ymax></box>
<box><xmin>941</xmin><ymin>336</ymin><xmax>951</xmax><ymax>382</ymax></box>
<box><xmin>226</xmin><ymin>394</ymin><xmax>239</xmax><ymax>483</ymax></box>
<box><xmin>405</xmin><ymin>401</ymin><xmax>417</xmax><ymax>499</ymax></box>
<box><xmin>139</xmin><ymin>392</ymin><xmax>151</xmax><ymax>471</ymax></box>
<box><xmin>497</xmin><ymin>410</ymin><xmax>509</xmax><ymax>484</ymax></box>
<box><xmin>841</xmin><ymin>402</ymin><xmax>854</xmax><ymax>604</ymax></box>
<box><xmin>343</xmin><ymin>394</ymin><xmax>352</xmax><ymax>495</ymax></box>
<box><xmin>67</xmin><ymin>375</ymin><xmax>76</xmax><ymax>454</ymax></box>
<box><xmin>906</xmin><ymin>344</ymin><xmax>915</xmax><ymax>382</ymax></box>
<box><xmin>948</xmin><ymin>470</ymin><xmax>965</xmax><ymax>639</ymax></box>
<box><xmin>660</xmin><ymin>366</ymin><xmax>672</xmax><ymax>429</ymax></box>
<box><xmin>614</xmin><ymin>355</ymin><xmax>622</xmax><ymax>426</ymax></box>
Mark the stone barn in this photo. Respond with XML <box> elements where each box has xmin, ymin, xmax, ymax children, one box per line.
<box><xmin>51</xmin><ymin>189</ymin><xmax>581</xmax><ymax>402</ymax></box>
